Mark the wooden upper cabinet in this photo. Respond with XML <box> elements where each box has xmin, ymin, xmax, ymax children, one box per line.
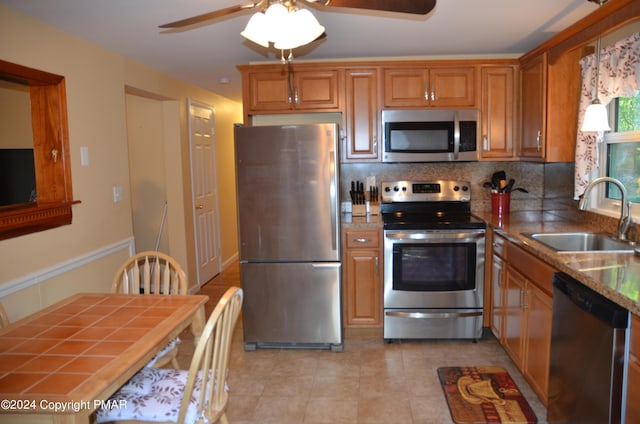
<box><xmin>519</xmin><ymin>53</ymin><xmax>547</xmax><ymax>160</ymax></box>
<box><xmin>519</xmin><ymin>49</ymin><xmax>581</xmax><ymax>162</ymax></box>
<box><xmin>383</xmin><ymin>66</ymin><xmax>476</xmax><ymax>108</ymax></box>
<box><xmin>242</xmin><ymin>65</ymin><xmax>340</xmax><ymax>114</ymax></box>
<box><xmin>343</xmin><ymin>68</ymin><xmax>379</xmax><ymax>162</ymax></box>
<box><xmin>480</xmin><ymin>66</ymin><xmax>517</xmax><ymax>160</ymax></box>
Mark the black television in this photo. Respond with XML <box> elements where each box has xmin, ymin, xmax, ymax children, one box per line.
<box><xmin>0</xmin><ymin>148</ymin><xmax>36</xmax><ymax>206</ymax></box>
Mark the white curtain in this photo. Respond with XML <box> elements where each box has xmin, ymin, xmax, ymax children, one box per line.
<box><xmin>574</xmin><ymin>32</ymin><xmax>640</xmax><ymax>199</ymax></box>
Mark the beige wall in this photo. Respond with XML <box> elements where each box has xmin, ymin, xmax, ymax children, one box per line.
<box><xmin>0</xmin><ymin>4</ymin><xmax>242</xmax><ymax>321</ymax></box>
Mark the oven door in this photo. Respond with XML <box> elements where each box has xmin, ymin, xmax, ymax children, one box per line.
<box><xmin>383</xmin><ymin>229</ymin><xmax>485</xmax><ymax>309</ymax></box>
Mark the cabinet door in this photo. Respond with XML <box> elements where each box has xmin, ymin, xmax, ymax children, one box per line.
<box><xmin>429</xmin><ymin>67</ymin><xmax>476</xmax><ymax>107</ymax></box>
<box><xmin>344</xmin><ymin>69</ymin><xmax>379</xmax><ymax>161</ymax></box>
<box><xmin>503</xmin><ymin>266</ymin><xmax>526</xmax><ymax>367</ymax></box>
<box><xmin>383</xmin><ymin>68</ymin><xmax>429</xmax><ymax>107</ymax></box>
<box><xmin>345</xmin><ymin>231</ymin><xmax>381</xmax><ymax>327</ymax></box>
<box><xmin>524</xmin><ymin>284</ymin><xmax>552</xmax><ymax>404</ymax></box>
<box><xmin>490</xmin><ymin>254</ymin><xmax>505</xmax><ymax>340</ymax></box>
<box><xmin>346</xmin><ymin>249</ymin><xmax>381</xmax><ymax>326</ymax></box>
<box><xmin>247</xmin><ymin>71</ymin><xmax>292</xmax><ymax>112</ymax></box>
<box><xmin>480</xmin><ymin>66</ymin><xmax>515</xmax><ymax>159</ymax></box>
<box><xmin>246</xmin><ymin>69</ymin><xmax>340</xmax><ymax>113</ymax></box>
<box><xmin>520</xmin><ymin>53</ymin><xmax>547</xmax><ymax>160</ymax></box>
<box><xmin>293</xmin><ymin>70</ymin><xmax>340</xmax><ymax>110</ymax></box>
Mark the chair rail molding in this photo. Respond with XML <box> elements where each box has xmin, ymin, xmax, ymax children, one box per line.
<box><xmin>0</xmin><ymin>237</ymin><xmax>135</xmax><ymax>299</ymax></box>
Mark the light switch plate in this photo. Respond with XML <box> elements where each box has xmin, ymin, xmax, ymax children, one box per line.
<box><xmin>80</xmin><ymin>146</ymin><xmax>89</xmax><ymax>167</ymax></box>
<box><xmin>113</xmin><ymin>185</ymin><xmax>123</xmax><ymax>203</ymax></box>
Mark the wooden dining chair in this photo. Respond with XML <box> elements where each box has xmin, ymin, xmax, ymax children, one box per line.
<box><xmin>0</xmin><ymin>303</ymin><xmax>9</xmax><ymax>328</ymax></box>
<box><xmin>95</xmin><ymin>286</ymin><xmax>243</xmax><ymax>424</ymax></box>
<box><xmin>112</xmin><ymin>251</ymin><xmax>188</xmax><ymax>368</ymax></box>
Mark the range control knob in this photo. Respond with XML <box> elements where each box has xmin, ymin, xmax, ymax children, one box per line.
<box><xmin>453</xmin><ymin>185</ymin><xmax>460</xmax><ymax>191</ymax></box>
<box><xmin>384</xmin><ymin>186</ymin><xmax>391</xmax><ymax>192</ymax></box>
<box><xmin>393</xmin><ymin>186</ymin><xmax>399</xmax><ymax>192</ymax></box>
<box><xmin>462</xmin><ymin>185</ymin><xmax>469</xmax><ymax>192</ymax></box>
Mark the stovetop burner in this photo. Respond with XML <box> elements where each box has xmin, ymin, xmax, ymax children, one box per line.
<box><xmin>380</xmin><ymin>180</ymin><xmax>486</xmax><ymax>230</ymax></box>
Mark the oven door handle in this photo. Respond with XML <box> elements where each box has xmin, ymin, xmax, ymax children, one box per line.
<box><xmin>384</xmin><ymin>232</ymin><xmax>485</xmax><ymax>241</ymax></box>
<box><xmin>385</xmin><ymin>310</ymin><xmax>482</xmax><ymax>319</ymax></box>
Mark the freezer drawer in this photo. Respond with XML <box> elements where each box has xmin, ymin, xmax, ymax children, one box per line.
<box><xmin>241</xmin><ymin>262</ymin><xmax>343</xmax><ymax>351</ymax></box>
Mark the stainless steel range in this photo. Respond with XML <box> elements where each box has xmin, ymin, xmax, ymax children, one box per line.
<box><xmin>381</xmin><ymin>180</ymin><xmax>486</xmax><ymax>341</ymax></box>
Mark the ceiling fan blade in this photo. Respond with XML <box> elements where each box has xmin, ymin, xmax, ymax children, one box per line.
<box><xmin>158</xmin><ymin>2</ymin><xmax>262</xmax><ymax>29</ymax></box>
<box><xmin>308</xmin><ymin>0</ymin><xmax>436</xmax><ymax>15</ymax></box>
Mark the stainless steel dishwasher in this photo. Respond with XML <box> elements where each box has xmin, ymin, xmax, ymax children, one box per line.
<box><xmin>547</xmin><ymin>272</ymin><xmax>630</xmax><ymax>424</ymax></box>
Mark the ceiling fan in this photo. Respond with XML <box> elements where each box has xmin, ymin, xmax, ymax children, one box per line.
<box><xmin>158</xmin><ymin>0</ymin><xmax>437</xmax><ymax>30</ymax></box>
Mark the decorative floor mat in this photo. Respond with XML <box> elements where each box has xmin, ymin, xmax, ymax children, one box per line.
<box><xmin>437</xmin><ymin>366</ymin><xmax>537</xmax><ymax>424</ymax></box>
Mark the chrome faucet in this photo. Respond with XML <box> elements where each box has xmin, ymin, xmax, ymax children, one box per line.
<box><xmin>578</xmin><ymin>177</ymin><xmax>632</xmax><ymax>241</ymax></box>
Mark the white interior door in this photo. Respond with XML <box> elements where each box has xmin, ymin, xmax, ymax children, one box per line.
<box><xmin>189</xmin><ymin>99</ymin><xmax>221</xmax><ymax>285</ymax></box>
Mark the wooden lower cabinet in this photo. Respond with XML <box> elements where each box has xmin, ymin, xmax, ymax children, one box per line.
<box><xmin>523</xmin><ymin>280</ymin><xmax>553</xmax><ymax>402</ymax></box>
<box><xmin>344</xmin><ymin>230</ymin><xmax>382</xmax><ymax>327</ymax></box>
<box><xmin>499</xmin><ymin>241</ymin><xmax>555</xmax><ymax>405</ymax></box>
<box><xmin>626</xmin><ymin>314</ymin><xmax>640</xmax><ymax>423</ymax></box>
<box><xmin>489</xmin><ymin>231</ymin><xmax>507</xmax><ymax>340</ymax></box>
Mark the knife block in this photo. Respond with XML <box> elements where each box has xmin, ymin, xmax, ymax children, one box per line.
<box><xmin>352</xmin><ymin>203</ymin><xmax>366</xmax><ymax>217</ymax></box>
<box><xmin>369</xmin><ymin>202</ymin><xmax>380</xmax><ymax>215</ymax></box>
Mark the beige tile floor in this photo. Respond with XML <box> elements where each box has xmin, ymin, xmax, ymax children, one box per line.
<box><xmin>177</xmin><ymin>263</ymin><xmax>548</xmax><ymax>424</ymax></box>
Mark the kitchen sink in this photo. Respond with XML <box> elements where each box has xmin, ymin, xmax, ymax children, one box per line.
<box><xmin>523</xmin><ymin>232</ymin><xmax>635</xmax><ymax>253</ymax></box>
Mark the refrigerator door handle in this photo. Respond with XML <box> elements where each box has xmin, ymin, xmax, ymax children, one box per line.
<box><xmin>330</xmin><ymin>149</ymin><xmax>338</xmax><ymax>252</ymax></box>
<box><xmin>311</xmin><ymin>262</ymin><xmax>341</xmax><ymax>268</ymax></box>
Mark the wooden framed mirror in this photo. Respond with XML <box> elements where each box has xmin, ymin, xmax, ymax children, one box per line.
<box><xmin>0</xmin><ymin>59</ymin><xmax>78</xmax><ymax>240</ymax></box>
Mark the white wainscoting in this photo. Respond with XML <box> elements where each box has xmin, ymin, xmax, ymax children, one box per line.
<box><xmin>0</xmin><ymin>238</ymin><xmax>135</xmax><ymax>299</ymax></box>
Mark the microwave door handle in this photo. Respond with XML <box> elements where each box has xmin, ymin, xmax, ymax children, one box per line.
<box><xmin>453</xmin><ymin>111</ymin><xmax>460</xmax><ymax>160</ymax></box>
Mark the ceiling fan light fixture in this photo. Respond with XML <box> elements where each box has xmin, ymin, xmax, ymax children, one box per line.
<box><xmin>241</xmin><ymin>2</ymin><xmax>325</xmax><ymax>51</ymax></box>
<box><xmin>273</xmin><ymin>8</ymin><xmax>325</xmax><ymax>50</ymax></box>
<box><xmin>240</xmin><ymin>12</ymin><xmax>270</xmax><ymax>47</ymax></box>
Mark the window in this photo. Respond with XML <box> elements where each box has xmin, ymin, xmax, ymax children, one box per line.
<box><xmin>596</xmin><ymin>91</ymin><xmax>640</xmax><ymax>215</ymax></box>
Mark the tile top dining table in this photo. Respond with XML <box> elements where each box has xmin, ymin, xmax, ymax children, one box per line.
<box><xmin>0</xmin><ymin>292</ymin><xmax>208</xmax><ymax>424</ymax></box>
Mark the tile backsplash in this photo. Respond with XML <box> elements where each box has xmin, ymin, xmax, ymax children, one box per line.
<box><xmin>340</xmin><ymin>161</ymin><xmax>551</xmax><ymax>212</ymax></box>
<box><xmin>341</xmin><ymin>160</ymin><xmax>640</xmax><ymax>242</ymax></box>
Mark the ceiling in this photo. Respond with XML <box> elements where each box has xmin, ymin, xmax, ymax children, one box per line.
<box><xmin>1</xmin><ymin>0</ymin><xmax>600</xmax><ymax>103</ymax></box>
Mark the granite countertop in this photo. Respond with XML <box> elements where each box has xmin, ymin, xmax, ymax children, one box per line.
<box><xmin>475</xmin><ymin>210</ymin><xmax>640</xmax><ymax>316</ymax></box>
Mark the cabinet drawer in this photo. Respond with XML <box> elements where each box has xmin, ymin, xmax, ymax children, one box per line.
<box><xmin>346</xmin><ymin>230</ymin><xmax>380</xmax><ymax>249</ymax></box>
<box><xmin>492</xmin><ymin>233</ymin><xmax>507</xmax><ymax>259</ymax></box>
<box><xmin>507</xmin><ymin>243</ymin><xmax>556</xmax><ymax>296</ymax></box>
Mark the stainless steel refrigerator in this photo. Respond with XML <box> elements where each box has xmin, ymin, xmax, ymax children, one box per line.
<box><xmin>234</xmin><ymin>123</ymin><xmax>343</xmax><ymax>352</ymax></box>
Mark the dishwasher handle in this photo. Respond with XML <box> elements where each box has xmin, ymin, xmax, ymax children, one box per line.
<box><xmin>552</xmin><ymin>272</ymin><xmax>629</xmax><ymax>329</ymax></box>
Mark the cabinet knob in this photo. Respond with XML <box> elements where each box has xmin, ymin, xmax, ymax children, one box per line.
<box><xmin>355</xmin><ymin>238</ymin><xmax>369</xmax><ymax>243</ymax></box>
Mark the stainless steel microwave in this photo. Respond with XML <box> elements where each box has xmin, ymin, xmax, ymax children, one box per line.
<box><xmin>382</xmin><ymin>109</ymin><xmax>480</xmax><ymax>162</ymax></box>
